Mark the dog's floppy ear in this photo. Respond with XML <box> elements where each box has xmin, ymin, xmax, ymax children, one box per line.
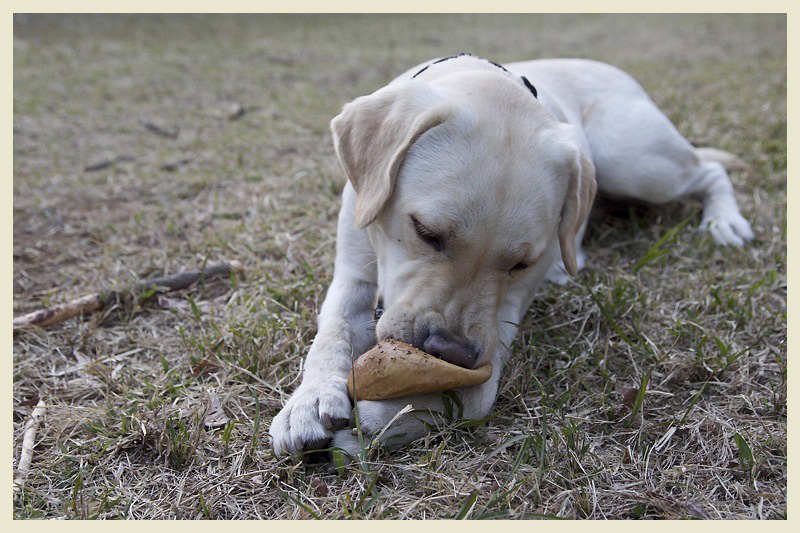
<box><xmin>558</xmin><ymin>149</ymin><xmax>597</xmax><ymax>276</ymax></box>
<box><xmin>331</xmin><ymin>80</ymin><xmax>452</xmax><ymax>228</ymax></box>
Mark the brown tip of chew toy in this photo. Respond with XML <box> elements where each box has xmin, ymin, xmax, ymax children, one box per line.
<box><xmin>347</xmin><ymin>339</ymin><xmax>492</xmax><ymax>401</ymax></box>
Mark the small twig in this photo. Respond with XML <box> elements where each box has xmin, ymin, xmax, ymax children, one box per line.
<box><xmin>14</xmin><ymin>399</ymin><xmax>46</xmax><ymax>492</ymax></box>
<box><xmin>13</xmin><ymin>260</ymin><xmax>244</xmax><ymax>330</ymax></box>
<box><xmin>160</xmin><ymin>157</ymin><xmax>193</xmax><ymax>172</ymax></box>
<box><xmin>140</xmin><ymin>120</ymin><xmax>179</xmax><ymax>139</ymax></box>
<box><xmin>84</xmin><ymin>155</ymin><xmax>135</xmax><ymax>172</ymax></box>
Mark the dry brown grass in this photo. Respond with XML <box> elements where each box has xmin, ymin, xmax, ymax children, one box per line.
<box><xmin>13</xmin><ymin>14</ymin><xmax>785</xmax><ymax>519</ymax></box>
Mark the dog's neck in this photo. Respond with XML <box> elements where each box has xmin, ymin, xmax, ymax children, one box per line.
<box><xmin>411</xmin><ymin>53</ymin><xmax>538</xmax><ymax>99</ymax></box>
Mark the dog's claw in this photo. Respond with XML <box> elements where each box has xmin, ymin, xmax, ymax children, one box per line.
<box><xmin>321</xmin><ymin>413</ymin><xmax>350</xmax><ymax>431</ymax></box>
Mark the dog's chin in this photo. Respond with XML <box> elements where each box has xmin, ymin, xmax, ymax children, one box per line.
<box><xmin>438</xmin><ymin>350</ymin><xmax>478</xmax><ymax>369</ymax></box>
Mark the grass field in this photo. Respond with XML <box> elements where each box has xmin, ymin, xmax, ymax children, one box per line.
<box><xmin>13</xmin><ymin>14</ymin><xmax>786</xmax><ymax>519</ymax></box>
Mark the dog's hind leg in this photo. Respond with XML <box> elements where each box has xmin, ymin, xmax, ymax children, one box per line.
<box><xmin>585</xmin><ymin>98</ymin><xmax>753</xmax><ymax>246</ymax></box>
<box><xmin>686</xmin><ymin>151</ymin><xmax>754</xmax><ymax>246</ymax></box>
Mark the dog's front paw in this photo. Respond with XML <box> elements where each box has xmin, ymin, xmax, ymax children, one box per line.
<box><xmin>269</xmin><ymin>379</ymin><xmax>352</xmax><ymax>457</ymax></box>
<box><xmin>700</xmin><ymin>209</ymin><xmax>754</xmax><ymax>247</ymax></box>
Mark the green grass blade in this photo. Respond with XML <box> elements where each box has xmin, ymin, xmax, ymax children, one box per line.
<box><xmin>733</xmin><ymin>432</ymin><xmax>754</xmax><ymax>477</ymax></box>
<box><xmin>678</xmin><ymin>380</ymin><xmax>709</xmax><ymax>427</ymax></box>
<box><xmin>624</xmin><ymin>369</ymin><xmax>651</xmax><ymax>428</ymax></box>
<box><xmin>632</xmin><ymin>215</ymin><xmax>692</xmax><ymax>273</ymax></box>
<box><xmin>453</xmin><ymin>489</ymin><xmax>479</xmax><ymax>519</ymax></box>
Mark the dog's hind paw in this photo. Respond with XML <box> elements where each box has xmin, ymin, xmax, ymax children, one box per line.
<box><xmin>700</xmin><ymin>210</ymin><xmax>754</xmax><ymax>247</ymax></box>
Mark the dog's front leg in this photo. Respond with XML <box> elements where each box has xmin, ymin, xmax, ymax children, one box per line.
<box><xmin>269</xmin><ymin>184</ymin><xmax>377</xmax><ymax>456</ymax></box>
<box><xmin>330</xmin><ymin>287</ymin><xmax>533</xmax><ymax>458</ymax></box>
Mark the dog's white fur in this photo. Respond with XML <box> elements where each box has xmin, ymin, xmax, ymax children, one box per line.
<box><xmin>268</xmin><ymin>56</ymin><xmax>753</xmax><ymax>457</ymax></box>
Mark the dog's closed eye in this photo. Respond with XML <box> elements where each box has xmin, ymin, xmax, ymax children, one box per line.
<box><xmin>411</xmin><ymin>215</ymin><xmax>444</xmax><ymax>252</ymax></box>
<box><xmin>509</xmin><ymin>262</ymin><xmax>529</xmax><ymax>273</ymax></box>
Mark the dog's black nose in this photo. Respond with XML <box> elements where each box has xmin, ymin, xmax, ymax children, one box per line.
<box><xmin>422</xmin><ymin>330</ymin><xmax>478</xmax><ymax>369</ymax></box>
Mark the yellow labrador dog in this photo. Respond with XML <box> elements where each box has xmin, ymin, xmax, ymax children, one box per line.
<box><xmin>269</xmin><ymin>54</ymin><xmax>752</xmax><ymax>457</ymax></box>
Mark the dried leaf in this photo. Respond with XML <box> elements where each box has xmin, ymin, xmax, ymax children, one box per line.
<box><xmin>156</xmin><ymin>295</ymin><xmax>190</xmax><ymax>310</ymax></box>
<box><xmin>204</xmin><ymin>393</ymin><xmax>229</xmax><ymax>429</ymax></box>
<box><xmin>620</xmin><ymin>387</ymin><xmax>639</xmax><ymax>409</ymax></box>
<box><xmin>311</xmin><ymin>478</ymin><xmax>329</xmax><ymax>497</ymax></box>
<box><xmin>687</xmin><ymin>502</ymin><xmax>711</xmax><ymax>519</ymax></box>
<box><xmin>621</xmin><ymin>447</ymin><xmax>632</xmax><ymax>464</ymax></box>
<box><xmin>191</xmin><ymin>359</ymin><xmax>219</xmax><ymax>377</ymax></box>
<box><xmin>228</xmin><ymin>103</ymin><xmax>246</xmax><ymax>121</ymax></box>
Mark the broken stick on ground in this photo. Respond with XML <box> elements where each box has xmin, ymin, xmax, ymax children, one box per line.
<box><xmin>14</xmin><ymin>399</ymin><xmax>46</xmax><ymax>492</ymax></box>
<box><xmin>13</xmin><ymin>260</ymin><xmax>244</xmax><ymax>330</ymax></box>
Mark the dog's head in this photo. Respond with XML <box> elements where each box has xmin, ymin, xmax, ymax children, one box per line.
<box><xmin>331</xmin><ymin>68</ymin><xmax>595</xmax><ymax>369</ymax></box>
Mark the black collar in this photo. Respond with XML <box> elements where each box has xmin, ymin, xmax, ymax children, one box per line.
<box><xmin>411</xmin><ymin>52</ymin><xmax>537</xmax><ymax>99</ymax></box>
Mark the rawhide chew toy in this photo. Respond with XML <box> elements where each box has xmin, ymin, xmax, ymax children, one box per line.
<box><xmin>346</xmin><ymin>339</ymin><xmax>493</xmax><ymax>401</ymax></box>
